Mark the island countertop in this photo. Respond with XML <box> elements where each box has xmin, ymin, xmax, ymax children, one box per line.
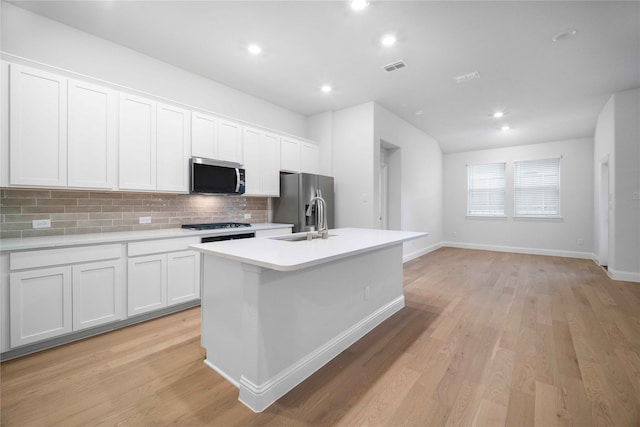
<box><xmin>190</xmin><ymin>227</ymin><xmax>428</xmax><ymax>272</ymax></box>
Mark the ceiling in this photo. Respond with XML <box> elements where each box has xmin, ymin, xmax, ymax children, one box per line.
<box><xmin>8</xmin><ymin>1</ymin><xmax>640</xmax><ymax>153</ymax></box>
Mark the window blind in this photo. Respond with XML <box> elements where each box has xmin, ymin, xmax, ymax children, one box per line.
<box><xmin>467</xmin><ymin>162</ymin><xmax>506</xmax><ymax>216</ymax></box>
<box><xmin>514</xmin><ymin>157</ymin><xmax>561</xmax><ymax>217</ymax></box>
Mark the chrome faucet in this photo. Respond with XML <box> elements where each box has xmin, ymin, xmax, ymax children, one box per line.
<box><xmin>305</xmin><ymin>189</ymin><xmax>329</xmax><ymax>239</ymax></box>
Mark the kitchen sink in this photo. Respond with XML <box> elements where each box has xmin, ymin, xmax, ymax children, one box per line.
<box><xmin>270</xmin><ymin>232</ymin><xmax>335</xmax><ymax>242</ymax></box>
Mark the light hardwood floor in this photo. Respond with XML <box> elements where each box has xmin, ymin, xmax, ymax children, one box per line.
<box><xmin>2</xmin><ymin>248</ymin><xmax>639</xmax><ymax>426</ymax></box>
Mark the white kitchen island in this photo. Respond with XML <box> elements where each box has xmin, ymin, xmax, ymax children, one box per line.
<box><xmin>190</xmin><ymin>227</ymin><xmax>427</xmax><ymax>412</ymax></box>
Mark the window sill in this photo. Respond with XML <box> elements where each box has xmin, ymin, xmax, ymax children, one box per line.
<box><xmin>513</xmin><ymin>216</ymin><xmax>564</xmax><ymax>221</ymax></box>
<box><xmin>466</xmin><ymin>215</ymin><xmax>509</xmax><ymax>220</ymax></box>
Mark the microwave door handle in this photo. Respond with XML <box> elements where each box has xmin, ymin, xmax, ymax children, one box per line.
<box><xmin>235</xmin><ymin>168</ymin><xmax>241</xmax><ymax>193</ymax></box>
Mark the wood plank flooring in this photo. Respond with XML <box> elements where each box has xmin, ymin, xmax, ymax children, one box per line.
<box><xmin>2</xmin><ymin>247</ymin><xmax>639</xmax><ymax>426</ymax></box>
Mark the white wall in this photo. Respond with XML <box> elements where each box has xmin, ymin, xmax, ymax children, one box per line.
<box><xmin>0</xmin><ymin>2</ymin><xmax>308</xmax><ymax>138</ymax></box>
<box><xmin>373</xmin><ymin>104</ymin><xmax>443</xmax><ymax>257</ymax></box>
<box><xmin>443</xmin><ymin>138</ymin><xmax>594</xmax><ymax>258</ymax></box>
<box><xmin>612</xmin><ymin>89</ymin><xmax>640</xmax><ymax>279</ymax></box>
<box><xmin>331</xmin><ymin>102</ymin><xmax>375</xmax><ymax>229</ymax></box>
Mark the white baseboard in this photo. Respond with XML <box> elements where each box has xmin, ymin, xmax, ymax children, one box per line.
<box><xmin>403</xmin><ymin>242</ymin><xmax>443</xmax><ymax>263</ymax></box>
<box><xmin>441</xmin><ymin>241</ymin><xmax>594</xmax><ymax>260</ymax></box>
<box><xmin>237</xmin><ymin>295</ymin><xmax>405</xmax><ymax>413</ymax></box>
<box><xmin>203</xmin><ymin>359</ymin><xmax>239</xmax><ymax>388</ymax></box>
<box><xmin>608</xmin><ymin>268</ymin><xmax>640</xmax><ymax>283</ymax></box>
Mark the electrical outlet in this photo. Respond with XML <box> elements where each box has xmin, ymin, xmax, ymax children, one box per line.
<box><xmin>32</xmin><ymin>219</ymin><xmax>51</xmax><ymax>229</ymax></box>
<box><xmin>244</xmin><ymin>213</ymin><xmax>251</xmax><ymax>219</ymax></box>
<box><xmin>364</xmin><ymin>285</ymin><xmax>371</xmax><ymax>301</ymax></box>
<box><xmin>633</xmin><ymin>192</ymin><xmax>640</xmax><ymax>200</ymax></box>
<box><xmin>139</xmin><ymin>216</ymin><xmax>152</xmax><ymax>224</ymax></box>
<box><xmin>578</xmin><ymin>238</ymin><xmax>584</xmax><ymax>246</ymax></box>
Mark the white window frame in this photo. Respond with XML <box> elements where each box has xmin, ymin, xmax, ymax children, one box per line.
<box><xmin>514</xmin><ymin>157</ymin><xmax>561</xmax><ymax>218</ymax></box>
<box><xmin>467</xmin><ymin>162</ymin><xmax>506</xmax><ymax>217</ymax></box>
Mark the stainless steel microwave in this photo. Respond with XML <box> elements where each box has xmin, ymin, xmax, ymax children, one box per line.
<box><xmin>189</xmin><ymin>157</ymin><xmax>245</xmax><ymax>195</ymax></box>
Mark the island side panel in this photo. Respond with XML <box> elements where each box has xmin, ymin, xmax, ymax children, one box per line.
<box><xmin>201</xmin><ymin>255</ymin><xmax>244</xmax><ymax>386</ymax></box>
<box><xmin>239</xmin><ymin>244</ymin><xmax>404</xmax><ymax>412</ymax></box>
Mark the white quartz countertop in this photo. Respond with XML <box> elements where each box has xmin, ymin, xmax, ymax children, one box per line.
<box><xmin>0</xmin><ymin>223</ymin><xmax>293</xmax><ymax>252</ymax></box>
<box><xmin>190</xmin><ymin>227</ymin><xmax>428</xmax><ymax>272</ymax></box>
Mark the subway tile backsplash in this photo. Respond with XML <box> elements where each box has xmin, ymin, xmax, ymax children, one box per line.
<box><xmin>0</xmin><ymin>188</ymin><xmax>268</xmax><ymax>239</ymax></box>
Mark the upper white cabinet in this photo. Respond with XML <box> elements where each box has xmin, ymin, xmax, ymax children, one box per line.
<box><xmin>9</xmin><ymin>64</ymin><xmax>68</xmax><ymax>187</ymax></box>
<box><xmin>218</xmin><ymin>119</ymin><xmax>243</xmax><ymax>164</ymax></box>
<box><xmin>281</xmin><ymin>137</ymin><xmax>320</xmax><ymax>174</ymax></box>
<box><xmin>280</xmin><ymin>137</ymin><xmax>301</xmax><ymax>173</ymax></box>
<box><xmin>119</xmin><ymin>96</ymin><xmax>190</xmax><ymax>193</ymax></box>
<box><xmin>191</xmin><ymin>111</ymin><xmax>218</xmax><ymax>159</ymax></box>
<box><xmin>118</xmin><ymin>94</ymin><xmax>157</xmax><ymax>191</ymax></box>
<box><xmin>67</xmin><ymin>79</ymin><xmax>117</xmax><ymax>189</ymax></box>
<box><xmin>301</xmin><ymin>142</ymin><xmax>320</xmax><ymax>175</ymax></box>
<box><xmin>157</xmin><ymin>103</ymin><xmax>191</xmax><ymax>192</ymax></box>
<box><xmin>243</xmin><ymin>127</ymin><xmax>280</xmax><ymax>197</ymax></box>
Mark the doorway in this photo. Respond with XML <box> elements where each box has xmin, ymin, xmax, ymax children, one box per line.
<box><xmin>379</xmin><ymin>141</ymin><xmax>400</xmax><ymax>230</ymax></box>
<box><xmin>599</xmin><ymin>159</ymin><xmax>609</xmax><ymax>267</ymax></box>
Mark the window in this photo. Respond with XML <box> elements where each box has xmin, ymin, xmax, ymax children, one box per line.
<box><xmin>467</xmin><ymin>162</ymin><xmax>506</xmax><ymax>216</ymax></box>
<box><xmin>514</xmin><ymin>157</ymin><xmax>561</xmax><ymax>217</ymax></box>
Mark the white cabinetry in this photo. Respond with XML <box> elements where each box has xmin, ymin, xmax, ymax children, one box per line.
<box><xmin>280</xmin><ymin>137</ymin><xmax>301</xmax><ymax>173</ymax></box>
<box><xmin>119</xmin><ymin>95</ymin><xmax>191</xmax><ymax>193</ymax></box>
<box><xmin>10</xmin><ymin>266</ymin><xmax>72</xmax><ymax>347</ymax></box>
<box><xmin>157</xmin><ymin>103</ymin><xmax>191</xmax><ymax>192</ymax></box>
<box><xmin>8</xmin><ymin>64</ymin><xmax>118</xmax><ymax>189</ymax></box>
<box><xmin>243</xmin><ymin>127</ymin><xmax>281</xmax><ymax>197</ymax></box>
<box><xmin>67</xmin><ymin>79</ymin><xmax>117</xmax><ymax>189</ymax></box>
<box><xmin>191</xmin><ymin>111</ymin><xmax>218</xmax><ymax>159</ymax></box>
<box><xmin>218</xmin><ymin>120</ymin><xmax>243</xmax><ymax>163</ymax></box>
<box><xmin>8</xmin><ymin>244</ymin><xmax>123</xmax><ymax>348</ymax></box>
<box><xmin>300</xmin><ymin>142</ymin><xmax>320</xmax><ymax>175</ymax></box>
<box><xmin>127</xmin><ymin>237</ymin><xmax>200</xmax><ymax>316</ymax></box>
<box><xmin>72</xmin><ymin>260</ymin><xmax>123</xmax><ymax>331</ymax></box>
<box><xmin>280</xmin><ymin>137</ymin><xmax>320</xmax><ymax>174</ymax></box>
<box><xmin>118</xmin><ymin>93</ymin><xmax>157</xmax><ymax>191</ymax></box>
<box><xmin>9</xmin><ymin>64</ymin><xmax>68</xmax><ymax>187</ymax></box>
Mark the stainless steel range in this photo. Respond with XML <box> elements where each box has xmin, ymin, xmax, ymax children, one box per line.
<box><xmin>182</xmin><ymin>222</ymin><xmax>254</xmax><ymax>242</ymax></box>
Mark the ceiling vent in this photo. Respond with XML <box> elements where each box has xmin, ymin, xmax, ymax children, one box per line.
<box><xmin>453</xmin><ymin>71</ymin><xmax>480</xmax><ymax>83</ymax></box>
<box><xmin>382</xmin><ymin>60</ymin><xmax>407</xmax><ymax>72</ymax></box>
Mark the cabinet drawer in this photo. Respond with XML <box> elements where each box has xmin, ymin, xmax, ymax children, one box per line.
<box><xmin>128</xmin><ymin>237</ymin><xmax>200</xmax><ymax>257</ymax></box>
<box><xmin>10</xmin><ymin>244</ymin><xmax>122</xmax><ymax>270</ymax></box>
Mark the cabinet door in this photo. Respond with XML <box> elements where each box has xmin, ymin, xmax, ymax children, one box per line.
<box><xmin>191</xmin><ymin>112</ymin><xmax>218</xmax><ymax>159</ymax></box>
<box><xmin>300</xmin><ymin>142</ymin><xmax>320</xmax><ymax>174</ymax></box>
<box><xmin>218</xmin><ymin>120</ymin><xmax>242</xmax><ymax>163</ymax></box>
<box><xmin>128</xmin><ymin>254</ymin><xmax>167</xmax><ymax>316</ymax></box>
<box><xmin>157</xmin><ymin>103</ymin><xmax>190</xmax><ymax>192</ymax></box>
<box><xmin>118</xmin><ymin>94</ymin><xmax>157</xmax><ymax>190</ymax></box>
<box><xmin>72</xmin><ymin>260</ymin><xmax>124</xmax><ymax>331</ymax></box>
<box><xmin>167</xmin><ymin>250</ymin><xmax>201</xmax><ymax>306</ymax></box>
<box><xmin>242</xmin><ymin>127</ymin><xmax>262</xmax><ymax>195</ymax></box>
<box><xmin>280</xmin><ymin>137</ymin><xmax>300</xmax><ymax>173</ymax></box>
<box><xmin>9</xmin><ymin>64</ymin><xmax>67</xmax><ymax>187</ymax></box>
<box><xmin>261</xmin><ymin>132</ymin><xmax>281</xmax><ymax>196</ymax></box>
<box><xmin>68</xmin><ymin>79</ymin><xmax>117</xmax><ymax>189</ymax></box>
<box><xmin>10</xmin><ymin>266</ymin><xmax>72</xmax><ymax>347</ymax></box>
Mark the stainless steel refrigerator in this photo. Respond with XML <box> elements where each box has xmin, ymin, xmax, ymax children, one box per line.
<box><xmin>273</xmin><ymin>173</ymin><xmax>334</xmax><ymax>233</ymax></box>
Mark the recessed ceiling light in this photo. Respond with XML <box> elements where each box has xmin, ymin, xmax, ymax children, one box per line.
<box><xmin>247</xmin><ymin>44</ymin><xmax>262</xmax><ymax>55</ymax></box>
<box><xmin>552</xmin><ymin>29</ymin><xmax>577</xmax><ymax>42</ymax></box>
<box><xmin>381</xmin><ymin>34</ymin><xmax>397</xmax><ymax>47</ymax></box>
<box><xmin>492</xmin><ymin>111</ymin><xmax>505</xmax><ymax>118</ymax></box>
<box><xmin>321</xmin><ymin>85</ymin><xmax>332</xmax><ymax>93</ymax></box>
<box><xmin>350</xmin><ymin>0</ymin><xmax>369</xmax><ymax>11</ymax></box>
<box><xmin>501</xmin><ymin>125</ymin><xmax>511</xmax><ymax>131</ymax></box>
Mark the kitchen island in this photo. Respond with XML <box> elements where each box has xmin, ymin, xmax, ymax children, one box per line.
<box><xmin>190</xmin><ymin>227</ymin><xmax>428</xmax><ymax>412</ymax></box>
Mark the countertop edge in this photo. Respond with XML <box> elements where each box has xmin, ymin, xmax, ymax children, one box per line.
<box><xmin>0</xmin><ymin>223</ymin><xmax>294</xmax><ymax>252</ymax></box>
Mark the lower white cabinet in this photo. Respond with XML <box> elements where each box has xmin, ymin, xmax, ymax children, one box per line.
<box><xmin>10</xmin><ymin>266</ymin><xmax>72</xmax><ymax>347</ymax></box>
<box><xmin>127</xmin><ymin>246</ymin><xmax>200</xmax><ymax>316</ymax></box>
<box><xmin>72</xmin><ymin>260</ymin><xmax>124</xmax><ymax>331</ymax></box>
<box><xmin>128</xmin><ymin>254</ymin><xmax>167</xmax><ymax>316</ymax></box>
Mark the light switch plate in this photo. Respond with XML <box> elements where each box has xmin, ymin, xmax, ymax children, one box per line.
<box><xmin>32</xmin><ymin>219</ymin><xmax>51</xmax><ymax>229</ymax></box>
